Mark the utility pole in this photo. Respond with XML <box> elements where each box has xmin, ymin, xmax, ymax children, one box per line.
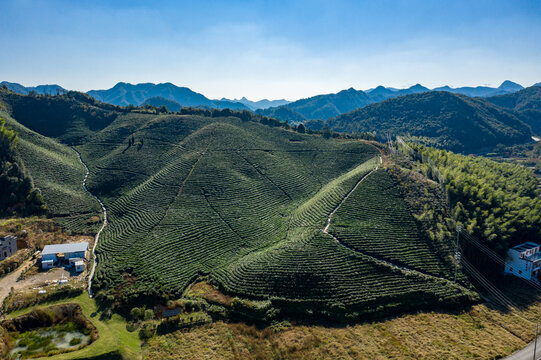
<box><xmin>534</xmin><ymin>323</ymin><xmax>539</xmax><ymax>360</ymax></box>
<box><xmin>455</xmin><ymin>225</ymin><xmax>462</xmax><ymax>283</ymax></box>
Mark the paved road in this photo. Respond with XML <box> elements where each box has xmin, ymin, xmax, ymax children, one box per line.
<box><xmin>504</xmin><ymin>337</ymin><xmax>541</xmax><ymax>360</ymax></box>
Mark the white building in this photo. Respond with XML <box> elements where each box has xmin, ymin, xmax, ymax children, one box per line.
<box><xmin>74</xmin><ymin>260</ymin><xmax>85</xmax><ymax>272</ymax></box>
<box><xmin>41</xmin><ymin>242</ymin><xmax>89</xmax><ymax>270</ymax></box>
<box><xmin>504</xmin><ymin>242</ymin><xmax>541</xmax><ymax>281</ymax></box>
<box><xmin>0</xmin><ymin>235</ymin><xmax>17</xmax><ymax>260</ymax></box>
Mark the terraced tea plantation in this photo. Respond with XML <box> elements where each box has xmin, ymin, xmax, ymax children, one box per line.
<box><xmin>1</xmin><ymin>92</ymin><xmax>476</xmax><ymax>315</ymax></box>
<box><xmin>0</xmin><ymin>109</ymin><xmax>102</xmax><ymax>233</ymax></box>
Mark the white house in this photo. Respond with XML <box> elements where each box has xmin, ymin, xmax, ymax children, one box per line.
<box><xmin>41</xmin><ymin>242</ymin><xmax>89</xmax><ymax>270</ymax></box>
<box><xmin>0</xmin><ymin>235</ymin><xmax>17</xmax><ymax>261</ymax></box>
<box><xmin>504</xmin><ymin>242</ymin><xmax>541</xmax><ymax>281</ymax></box>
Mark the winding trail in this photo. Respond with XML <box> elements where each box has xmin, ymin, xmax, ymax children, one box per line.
<box><xmin>321</xmin><ymin>156</ymin><xmax>458</xmax><ymax>283</ymax></box>
<box><xmin>73</xmin><ymin>148</ymin><xmax>107</xmax><ymax>298</ymax></box>
<box><xmin>323</xmin><ymin>157</ymin><xmax>380</xmax><ymax>234</ymax></box>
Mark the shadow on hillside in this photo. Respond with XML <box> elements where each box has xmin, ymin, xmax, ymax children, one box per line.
<box><xmin>479</xmin><ymin>275</ymin><xmax>541</xmax><ymax>314</ymax></box>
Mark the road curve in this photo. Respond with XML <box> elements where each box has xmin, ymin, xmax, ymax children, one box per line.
<box><xmin>73</xmin><ymin>148</ymin><xmax>107</xmax><ymax>298</ymax></box>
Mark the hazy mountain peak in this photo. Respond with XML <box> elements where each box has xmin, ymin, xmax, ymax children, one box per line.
<box><xmin>409</xmin><ymin>83</ymin><xmax>429</xmax><ymax>91</ymax></box>
<box><xmin>498</xmin><ymin>80</ymin><xmax>523</xmax><ymax>91</ymax></box>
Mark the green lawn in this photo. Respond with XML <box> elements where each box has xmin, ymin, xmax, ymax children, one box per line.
<box><xmin>8</xmin><ymin>294</ymin><xmax>141</xmax><ymax>360</ymax></box>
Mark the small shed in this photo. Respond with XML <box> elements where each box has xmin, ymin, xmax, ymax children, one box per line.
<box><xmin>42</xmin><ymin>259</ymin><xmax>54</xmax><ymax>270</ymax></box>
<box><xmin>74</xmin><ymin>260</ymin><xmax>85</xmax><ymax>273</ymax></box>
<box><xmin>42</xmin><ymin>242</ymin><xmax>89</xmax><ymax>262</ymax></box>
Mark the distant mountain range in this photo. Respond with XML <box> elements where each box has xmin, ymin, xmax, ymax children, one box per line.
<box><xmin>221</xmin><ymin>97</ymin><xmax>290</xmax><ymax>110</ymax></box>
<box><xmin>87</xmin><ymin>82</ymin><xmax>250</xmax><ymax>110</ymax></box>
<box><xmin>432</xmin><ymin>80</ymin><xmax>524</xmax><ymax>97</ymax></box>
<box><xmin>1</xmin><ymin>80</ymin><xmax>534</xmax><ymax>119</ymax></box>
<box><xmin>258</xmin><ymin>81</ymin><xmax>526</xmax><ymax>123</ymax></box>
<box><xmin>0</xmin><ymin>81</ymin><xmax>288</xmax><ymax>111</ymax></box>
<box><xmin>305</xmin><ymin>91</ymin><xmax>533</xmax><ymax>153</ymax></box>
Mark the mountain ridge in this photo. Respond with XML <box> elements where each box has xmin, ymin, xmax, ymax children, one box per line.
<box><xmin>258</xmin><ymin>81</ymin><xmax>525</xmax><ymax>123</ymax></box>
<box><xmin>307</xmin><ymin>91</ymin><xmax>532</xmax><ymax>152</ymax></box>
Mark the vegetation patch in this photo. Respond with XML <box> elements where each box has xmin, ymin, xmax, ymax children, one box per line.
<box><xmin>0</xmin><ymin>303</ymin><xmax>98</xmax><ymax>359</ymax></box>
<box><xmin>0</xmin><ymin>248</ymin><xmax>32</xmax><ymax>279</ymax></box>
<box><xmin>2</xmin><ymin>284</ymin><xmax>84</xmax><ymax>314</ymax></box>
<box><xmin>408</xmin><ymin>144</ymin><xmax>541</xmax><ymax>256</ymax></box>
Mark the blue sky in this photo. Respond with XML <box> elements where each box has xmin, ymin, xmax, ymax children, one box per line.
<box><xmin>1</xmin><ymin>0</ymin><xmax>540</xmax><ymax>100</ymax></box>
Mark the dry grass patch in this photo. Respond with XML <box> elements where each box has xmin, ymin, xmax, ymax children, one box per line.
<box><xmin>185</xmin><ymin>281</ymin><xmax>233</xmax><ymax>307</ymax></box>
<box><xmin>0</xmin><ymin>217</ymin><xmax>93</xmax><ymax>250</ymax></box>
<box><xmin>143</xmin><ymin>300</ymin><xmax>541</xmax><ymax>360</ymax></box>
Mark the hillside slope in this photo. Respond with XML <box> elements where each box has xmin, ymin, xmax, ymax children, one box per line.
<box><xmin>483</xmin><ymin>86</ymin><xmax>541</xmax><ymax>135</ymax></box>
<box><xmin>0</xmin><ymin>107</ymin><xmax>102</xmax><ymax>232</ymax></box>
<box><xmin>319</xmin><ymin>91</ymin><xmax>532</xmax><ymax>152</ymax></box>
<box><xmin>0</xmin><ymin>91</ymin><xmax>475</xmax><ymax>318</ymax></box>
<box><xmin>141</xmin><ymin>96</ymin><xmax>182</xmax><ymax>112</ymax></box>
<box><xmin>485</xmin><ymin>86</ymin><xmax>541</xmax><ymax>111</ymax></box>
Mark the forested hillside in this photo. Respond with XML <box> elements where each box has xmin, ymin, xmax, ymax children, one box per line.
<box><xmin>141</xmin><ymin>96</ymin><xmax>182</xmax><ymax>112</ymax></box>
<box><xmin>408</xmin><ymin>144</ymin><xmax>541</xmax><ymax>256</ymax></box>
<box><xmin>317</xmin><ymin>91</ymin><xmax>532</xmax><ymax>153</ymax></box>
<box><xmin>485</xmin><ymin>86</ymin><xmax>541</xmax><ymax>111</ymax></box>
<box><xmin>485</xmin><ymin>86</ymin><xmax>541</xmax><ymax>134</ymax></box>
<box><xmin>0</xmin><ymin>116</ymin><xmax>45</xmax><ymax>216</ymax></box>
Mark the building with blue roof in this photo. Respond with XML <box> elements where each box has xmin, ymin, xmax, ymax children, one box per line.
<box><xmin>41</xmin><ymin>242</ymin><xmax>89</xmax><ymax>270</ymax></box>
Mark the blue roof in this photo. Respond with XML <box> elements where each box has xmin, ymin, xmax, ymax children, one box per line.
<box><xmin>42</xmin><ymin>242</ymin><xmax>89</xmax><ymax>256</ymax></box>
<box><xmin>163</xmin><ymin>308</ymin><xmax>182</xmax><ymax>317</ymax></box>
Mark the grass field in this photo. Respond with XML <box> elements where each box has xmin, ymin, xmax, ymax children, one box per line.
<box><xmin>144</xmin><ymin>279</ymin><xmax>541</xmax><ymax>360</ymax></box>
<box><xmin>7</xmin><ymin>294</ymin><xmax>141</xmax><ymax>360</ymax></box>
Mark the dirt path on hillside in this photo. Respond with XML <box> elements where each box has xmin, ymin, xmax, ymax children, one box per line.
<box><xmin>322</xmin><ymin>158</ymin><xmax>380</xmax><ymax>234</ymax></box>
<box><xmin>321</xmin><ymin>156</ymin><xmax>463</xmax><ymax>286</ymax></box>
<box><xmin>73</xmin><ymin>148</ymin><xmax>108</xmax><ymax>298</ymax></box>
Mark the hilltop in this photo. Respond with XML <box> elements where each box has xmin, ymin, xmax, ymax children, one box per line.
<box><xmin>310</xmin><ymin>91</ymin><xmax>532</xmax><ymax>152</ymax></box>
